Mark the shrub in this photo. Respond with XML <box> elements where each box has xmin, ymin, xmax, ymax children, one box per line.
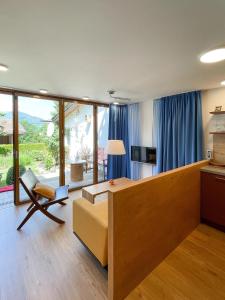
<box><xmin>6</xmin><ymin>165</ymin><xmax>26</xmax><ymax>185</ymax></box>
<box><xmin>19</xmin><ymin>154</ymin><xmax>33</xmax><ymax>166</ymax></box>
<box><xmin>44</xmin><ymin>155</ymin><xmax>54</xmax><ymax>170</ymax></box>
<box><xmin>19</xmin><ymin>143</ymin><xmax>47</xmax><ymax>152</ymax></box>
<box><xmin>0</xmin><ymin>144</ymin><xmax>13</xmax><ymax>152</ymax></box>
<box><xmin>45</xmin><ymin>132</ymin><xmax>59</xmax><ymax>165</ymax></box>
<box><xmin>0</xmin><ymin>156</ymin><xmax>13</xmax><ymax>170</ymax></box>
<box><xmin>0</xmin><ymin>146</ymin><xmax>11</xmax><ymax>156</ymax></box>
<box><xmin>0</xmin><ymin>143</ymin><xmax>47</xmax><ymax>154</ymax></box>
<box><xmin>30</xmin><ymin>150</ymin><xmax>46</xmax><ymax>161</ymax></box>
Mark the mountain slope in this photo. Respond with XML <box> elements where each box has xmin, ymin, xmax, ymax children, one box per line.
<box><xmin>2</xmin><ymin>112</ymin><xmax>44</xmax><ymax>124</ymax></box>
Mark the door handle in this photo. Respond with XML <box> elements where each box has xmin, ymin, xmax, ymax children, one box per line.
<box><xmin>13</xmin><ymin>150</ymin><xmax>18</xmax><ymax>159</ymax></box>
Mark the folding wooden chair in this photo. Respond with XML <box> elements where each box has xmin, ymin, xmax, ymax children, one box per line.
<box><xmin>17</xmin><ymin>169</ymin><xmax>69</xmax><ymax>230</ymax></box>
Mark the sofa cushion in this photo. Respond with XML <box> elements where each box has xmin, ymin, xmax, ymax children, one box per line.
<box><xmin>73</xmin><ymin>198</ymin><xmax>108</xmax><ymax>266</ymax></box>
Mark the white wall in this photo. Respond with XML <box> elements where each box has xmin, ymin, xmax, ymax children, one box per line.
<box><xmin>140</xmin><ymin>99</ymin><xmax>154</xmax><ymax>178</ymax></box>
<box><xmin>202</xmin><ymin>87</ymin><xmax>225</xmax><ymax>158</ymax></box>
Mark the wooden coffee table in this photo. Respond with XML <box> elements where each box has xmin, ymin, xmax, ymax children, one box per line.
<box><xmin>82</xmin><ymin>177</ymin><xmax>134</xmax><ymax>203</ymax></box>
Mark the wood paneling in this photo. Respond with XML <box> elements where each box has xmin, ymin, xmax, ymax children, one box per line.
<box><xmin>108</xmin><ymin>160</ymin><xmax>208</xmax><ymax>300</ymax></box>
<box><xmin>126</xmin><ymin>224</ymin><xmax>225</xmax><ymax>300</ymax></box>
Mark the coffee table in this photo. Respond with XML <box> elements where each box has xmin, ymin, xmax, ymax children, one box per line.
<box><xmin>82</xmin><ymin>177</ymin><xmax>134</xmax><ymax>203</ymax></box>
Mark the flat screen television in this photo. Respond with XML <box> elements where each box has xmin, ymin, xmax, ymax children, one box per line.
<box><xmin>131</xmin><ymin>146</ymin><xmax>156</xmax><ymax>164</ymax></box>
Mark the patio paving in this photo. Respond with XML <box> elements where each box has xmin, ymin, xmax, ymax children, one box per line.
<box><xmin>0</xmin><ymin>190</ymin><xmax>14</xmax><ymax>208</ymax></box>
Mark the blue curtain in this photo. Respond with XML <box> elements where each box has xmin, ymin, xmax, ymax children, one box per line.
<box><xmin>107</xmin><ymin>104</ymin><xmax>131</xmax><ymax>179</ymax></box>
<box><xmin>128</xmin><ymin>103</ymin><xmax>141</xmax><ymax>180</ymax></box>
<box><xmin>154</xmin><ymin>91</ymin><xmax>203</xmax><ymax>173</ymax></box>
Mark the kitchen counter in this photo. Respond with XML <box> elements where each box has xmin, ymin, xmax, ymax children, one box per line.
<box><xmin>200</xmin><ymin>165</ymin><xmax>225</xmax><ymax>176</ymax></box>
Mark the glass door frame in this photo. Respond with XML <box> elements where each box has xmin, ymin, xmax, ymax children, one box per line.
<box><xmin>59</xmin><ymin>100</ymin><xmax>65</xmax><ymax>187</ymax></box>
<box><xmin>0</xmin><ymin>91</ymin><xmax>16</xmax><ymax>206</ymax></box>
<box><xmin>3</xmin><ymin>89</ymin><xmax>109</xmax><ymax>205</ymax></box>
<box><xmin>93</xmin><ymin>104</ymin><xmax>98</xmax><ymax>184</ymax></box>
<box><xmin>14</xmin><ymin>94</ymin><xmax>64</xmax><ymax>205</ymax></box>
<box><xmin>62</xmin><ymin>100</ymin><xmax>98</xmax><ymax>191</ymax></box>
<box><xmin>13</xmin><ymin>93</ymin><xmax>20</xmax><ymax>205</ymax></box>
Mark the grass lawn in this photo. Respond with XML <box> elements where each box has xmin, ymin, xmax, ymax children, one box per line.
<box><xmin>0</xmin><ymin>143</ymin><xmax>57</xmax><ymax>188</ymax></box>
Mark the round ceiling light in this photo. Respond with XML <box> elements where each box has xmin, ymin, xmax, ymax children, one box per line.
<box><xmin>0</xmin><ymin>64</ymin><xmax>9</xmax><ymax>71</ymax></box>
<box><xmin>200</xmin><ymin>48</ymin><xmax>225</xmax><ymax>63</ymax></box>
<box><xmin>221</xmin><ymin>80</ymin><xmax>225</xmax><ymax>86</ymax></box>
<box><xmin>82</xmin><ymin>96</ymin><xmax>90</xmax><ymax>100</ymax></box>
<box><xmin>40</xmin><ymin>89</ymin><xmax>48</xmax><ymax>94</ymax></box>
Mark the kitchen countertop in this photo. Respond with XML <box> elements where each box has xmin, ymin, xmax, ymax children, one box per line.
<box><xmin>201</xmin><ymin>165</ymin><xmax>225</xmax><ymax>176</ymax></box>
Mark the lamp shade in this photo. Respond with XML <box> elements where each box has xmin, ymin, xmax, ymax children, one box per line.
<box><xmin>105</xmin><ymin>140</ymin><xmax>126</xmax><ymax>155</ymax></box>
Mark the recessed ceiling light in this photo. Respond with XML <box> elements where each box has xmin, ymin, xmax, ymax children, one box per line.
<box><xmin>82</xmin><ymin>96</ymin><xmax>89</xmax><ymax>100</ymax></box>
<box><xmin>113</xmin><ymin>102</ymin><xmax>119</xmax><ymax>105</ymax></box>
<box><xmin>200</xmin><ymin>48</ymin><xmax>225</xmax><ymax>63</ymax></box>
<box><xmin>40</xmin><ymin>89</ymin><xmax>48</xmax><ymax>94</ymax></box>
<box><xmin>0</xmin><ymin>64</ymin><xmax>9</xmax><ymax>71</ymax></box>
<box><xmin>221</xmin><ymin>80</ymin><xmax>225</xmax><ymax>86</ymax></box>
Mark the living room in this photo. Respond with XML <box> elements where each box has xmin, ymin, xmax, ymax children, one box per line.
<box><xmin>1</xmin><ymin>1</ymin><xmax>225</xmax><ymax>300</ymax></box>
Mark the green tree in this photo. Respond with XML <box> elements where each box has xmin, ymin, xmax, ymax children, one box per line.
<box><xmin>0</xmin><ymin>112</ymin><xmax>5</xmax><ymax>135</ymax></box>
<box><xmin>46</xmin><ymin>128</ymin><xmax>59</xmax><ymax>165</ymax></box>
<box><xmin>44</xmin><ymin>103</ymin><xmax>60</xmax><ymax>166</ymax></box>
<box><xmin>19</xmin><ymin>120</ymin><xmax>47</xmax><ymax>144</ymax></box>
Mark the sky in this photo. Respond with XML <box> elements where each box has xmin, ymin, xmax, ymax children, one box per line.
<box><xmin>0</xmin><ymin>94</ymin><xmax>56</xmax><ymax>120</ymax></box>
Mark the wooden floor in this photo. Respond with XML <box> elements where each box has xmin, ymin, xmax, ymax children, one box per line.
<box><xmin>126</xmin><ymin>224</ymin><xmax>225</xmax><ymax>300</ymax></box>
<box><xmin>0</xmin><ymin>190</ymin><xmax>108</xmax><ymax>300</ymax></box>
<box><xmin>1</xmin><ymin>193</ymin><xmax>225</xmax><ymax>300</ymax></box>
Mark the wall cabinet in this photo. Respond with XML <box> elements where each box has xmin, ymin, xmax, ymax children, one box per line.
<box><xmin>201</xmin><ymin>171</ymin><xmax>225</xmax><ymax>232</ymax></box>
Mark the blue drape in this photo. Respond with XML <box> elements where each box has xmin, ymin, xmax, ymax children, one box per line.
<box><xmin>128</xmin><ymin>103</ymin><xmax>141</xmax><ymax>180</ymax></box>
<box><xmin>107</xmin><ymin>104</ymin><xmax>130</xmax><ymax>179</ymax></box>
<box><xmin>154</xmin><ymin>91</ymin><xmax>203</xmax><ymax>173</ymax></box>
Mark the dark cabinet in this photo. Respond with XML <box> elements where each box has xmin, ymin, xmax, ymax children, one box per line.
<box><xmin>201</xmin><ymin>171</ymin><xmax>225</xmax><ymax>232</ymax></box>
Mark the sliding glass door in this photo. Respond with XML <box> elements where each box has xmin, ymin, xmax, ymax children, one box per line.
<box><xmin>64</xmin><ymin>101</ymin><xmax>94</xmax><ymax>189</ymax></box>
<box><xmin>18</xmin><ymin>96</ymin><xmax>60</xmax><ymax>202</ymax></box>
<box><xmin>97</xmin><ymin>106</ymin><xmax>109</xmax><ymax>182</ymax></box>
<box><xmin>0</xmin><ymin>93</ymin><xmax>14</xmax><ymax>207</ymax></box>
<box><xmin>0</xmin><ymin>90</ymin><xmax>109</xmax><ymax>205</ymax></box>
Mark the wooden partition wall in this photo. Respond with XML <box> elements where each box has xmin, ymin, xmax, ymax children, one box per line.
<box><xmin>108</xmin><ymin>160</ymin><xmax>208</xmax><ymax>300</ymax></box>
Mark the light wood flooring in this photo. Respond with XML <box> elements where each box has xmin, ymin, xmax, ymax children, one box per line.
<box><xmin>0</xmin><ymin>190</ymin><xmax>108</xmax><ymax>300</ymax></box>
<box><xmin>126</xmin><ymin>224</ymin><xmax>225</xmax><ymax>300</ymax></box>
<box><xmin>1</xmin><ymin>192</ymin><xmax>225</xmax><ymax>300</ymax></box>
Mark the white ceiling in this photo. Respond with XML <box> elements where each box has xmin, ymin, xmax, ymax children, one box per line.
<box><xmin>0</xmin><ymin>0</ymin><xmax>225</xmax><ymax>103</ymax></box>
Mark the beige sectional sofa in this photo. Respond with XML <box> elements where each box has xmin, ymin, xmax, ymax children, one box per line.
<box><xmin>73</xmin><ymin>198</ymin><xmax>108</xmax><ymax>267</ymax></box>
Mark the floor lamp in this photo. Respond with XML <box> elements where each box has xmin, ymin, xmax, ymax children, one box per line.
<box><xmin>106</xmin><ymin>139</ymin><xmax>126</xmax><ymax>185</ymax></box>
